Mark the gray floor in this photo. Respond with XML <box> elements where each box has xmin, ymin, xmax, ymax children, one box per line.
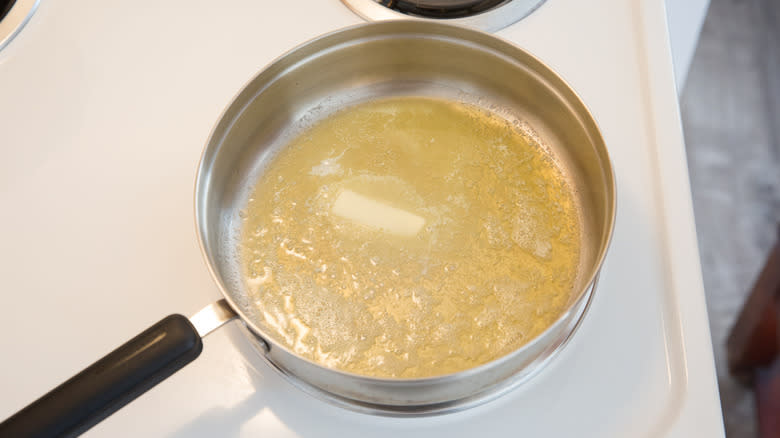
<box><xmin>680</xmin><ymin>0</ymin><xmax>780</xmax><ymax>436</ymax></box>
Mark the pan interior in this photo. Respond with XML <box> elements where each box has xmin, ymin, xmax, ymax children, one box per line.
<box><xmin>196</xmin><ymin>22</ymin><xmax>614</xmax><ymax>378</ymax></box>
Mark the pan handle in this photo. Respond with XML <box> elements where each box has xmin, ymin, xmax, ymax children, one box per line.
<box><xmin>0</xmin><ymin>300</ymin><xmax>237</xmax><ymax>438</ymax></box>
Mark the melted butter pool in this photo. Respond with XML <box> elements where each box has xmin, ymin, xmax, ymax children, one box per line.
<box><xmin>239</xmin><ymin>97</ymin><xmax>581</xmax><ymax>378</ymax></box>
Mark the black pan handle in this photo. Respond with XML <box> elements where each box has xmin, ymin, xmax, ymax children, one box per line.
<box><xmin>0</xmin><ymin>314</ymin><xmax>202</xmax><ymax>438</ymax></box>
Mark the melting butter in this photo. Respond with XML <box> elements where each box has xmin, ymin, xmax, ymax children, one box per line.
<box><xmin>239</xmin><ymin>97</ymin><xmax>581</xmax><ymax>378</ymax></box>
<box><xmin>332</xmin><ymin>189</ymin><xmax>425</xmax><ymax>237</ymax></box>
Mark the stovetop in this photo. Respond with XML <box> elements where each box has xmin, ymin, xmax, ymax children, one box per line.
<box><xmin>0</xmin><ymin>1</ymin><xmax>724</xmax><ymax>436</ymax></box>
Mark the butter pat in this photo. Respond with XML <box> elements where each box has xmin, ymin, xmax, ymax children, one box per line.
<box><xmin>332</xmin><ymin>189</ymin><xmax>425</xmax><ymax>237</ymax></box>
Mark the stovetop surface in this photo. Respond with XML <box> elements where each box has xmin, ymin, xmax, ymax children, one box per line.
<box><xmin>0</xmin><ymin>1</ymin><xmax>724</xmax><ymax>436</ymax></box>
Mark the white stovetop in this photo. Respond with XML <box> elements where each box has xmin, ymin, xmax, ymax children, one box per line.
<box><xmin>0</xmin><ymin>1</ymin><xmax>724</xmax><ymax>436</ymax></box>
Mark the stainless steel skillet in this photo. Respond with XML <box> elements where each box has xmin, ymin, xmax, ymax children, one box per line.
<box><xmin>0</xmin><ymin>21</ymin><xmax>615</xmax><ymax>437</ymax></box>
